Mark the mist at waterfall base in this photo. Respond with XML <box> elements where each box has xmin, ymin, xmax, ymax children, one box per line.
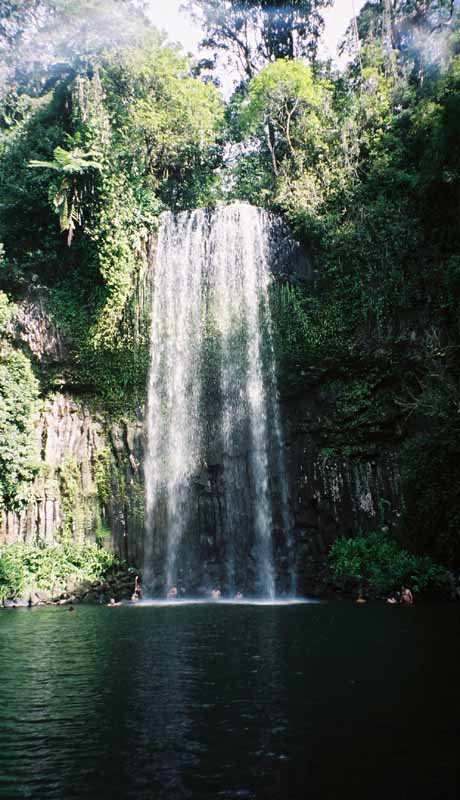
<box><xmin>144</xmin><ymin>203</ymin><xmax>295</xmax><ymax>600</ymax></box>
<box><xmin>1</xmin><ymin>602</ymin><xmax>459</xmax><ymax>800</ymax></box>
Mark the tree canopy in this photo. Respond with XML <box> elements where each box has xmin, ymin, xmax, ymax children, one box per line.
<box><xmin>0</xmin><ymin>0</ymin><xmax>151</xmax><ymax>103</ymax></box>
<box><xmin>238</xmin><ymin>59</ymin><xmax>331</xmax><ymax>175</ymax></box>
<box><xmin>184</xmin><ymin>0</ymin><xmax>332</xmax><ymax>80</ymax></box>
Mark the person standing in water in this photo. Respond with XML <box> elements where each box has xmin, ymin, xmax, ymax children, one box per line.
<box><xmin>401</xmin><ymin>587</ymin><xmax>414</xmax><ymax>604</ymax></box>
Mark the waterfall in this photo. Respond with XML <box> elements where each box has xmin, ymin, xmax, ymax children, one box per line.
<box><xmin>144</xmin><ymin>203</ymin><xmax>294</xmax><ymax>598</ymax></box>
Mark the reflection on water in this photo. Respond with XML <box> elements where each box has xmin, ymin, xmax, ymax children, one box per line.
<box><xmin>135</xmin><ymin>598</ymin><xmax>317</xmax><ymax>608</ymax></box>
<box><xmin>0</xmin><ymin>603</ymin><xmax>459</xmax><ymax>800</ymax></box>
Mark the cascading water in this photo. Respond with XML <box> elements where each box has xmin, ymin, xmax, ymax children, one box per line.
<box><xmin>144</xmin><ymin>203</ymin><xmax>294</xmax><ymax>597</ymax></box>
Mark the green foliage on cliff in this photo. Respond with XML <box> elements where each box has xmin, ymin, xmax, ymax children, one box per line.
<box><xmin>1</xmin><ymin>0</ymin><xmax>460</xmax><ymax>567</ymax></box>
<box><xmin>0</xmin><ymin>292</ymin><xmax>40</xmax><ymax>511</ymax></box>
<box><xmin>0</xmin><ymin>541</ymin><xmax>119</xmax><ymax>599</ymax></box>
<box><xmin>402</xmin><ymin>427</ymin><xmax>460</xmax><ymax>564</ymax></box>
<box><xmin>0</xmin><ymin>348</ymin><xmax>40</xmax><ymax>511</ymax></box>
<box><xmin>328</xmin><ymin>532</ymin><xmax>450</xmax><ymax>596</ymax></box>
<box><xmin>0</xmin><ymin>23</ymin><xmax>223</xmax><ymax>415</ymax></box>
<box><xmin>270</xmin><ymin>283</ymin><xmax>345</xmax><ymax>380</ymax></box>
<box><xmin>228</xmin><ymin>3</ymin><xmax>460</xmax><ymax>565</ymax></box>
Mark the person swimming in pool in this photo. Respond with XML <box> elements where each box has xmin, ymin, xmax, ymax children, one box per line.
<box><xmin>387</xmin><ymin>594</ymin><xmax>398</xmax><ymax>604</ymax></box>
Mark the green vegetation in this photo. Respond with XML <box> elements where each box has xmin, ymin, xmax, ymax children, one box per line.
<box><xmin>328</xmin><ymin>531</ymin><xmax>450</xmax><ymax>596</ymax></box>
<box><xmin>0</xmin><ymin>348</ymin><xmax>40</xmax><ymax>511</ymax></box>
<box><xmin>0</xmin><ymin>0</ymin><xmax>459</xmax><ymax>574</ymax></box>
<box><xmin>0</xmin><ymin>8</ymin><xmax>224</xmax><ymax>416</ymax></box>
<box><xmin>221</xmin><ymin>0</ymin><xmax>460</xmax><ymax>567</ymax></box>
<box><xmin>0</xmin><ymin>291</ymin><xmax>40</xmax><ymax>511</ymax></box>
<box><xmin>0</xmin><ymin>540</ymin><xmax>120</xmax><ymax>599</ymax></box>
<box><xmin>185</xmin><ymin>0</ymin><xmax>332</xmax><ymax>78</ymax></box>
<box><xmin>270</xmin><ymin>283</ymin><xmax>345</xmax><ymax>387</ymax></box>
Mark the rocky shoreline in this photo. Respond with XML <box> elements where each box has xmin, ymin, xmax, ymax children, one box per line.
<box><xmin>0</xmin><ymin>564</ymin><xmax>141</xmax><ymax>608</ymax></box>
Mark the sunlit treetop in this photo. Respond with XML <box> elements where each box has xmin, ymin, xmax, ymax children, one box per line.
<box><xmin>236</xmin><ymin>58</ymin><xmax>332</xmax><ymax>178</ymax></box>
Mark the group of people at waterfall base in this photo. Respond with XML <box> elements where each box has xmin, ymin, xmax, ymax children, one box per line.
<box><xmin>356</xmin><ymin>587</ymin><xmax>414</xmax><ymax>605</ymax></box>
<box><xmin>166</xmin><ymin>586</ymin><xmax>243</xmax><ymax>601</ymax></box>
<box><xmin>106</xmin><ymin>574</ymin><xmax>142</xmax><ymax>606</ymax></box>
<box><xmin>106</xmin><ymin>575</ymin><xmax>414</xmax><ymax>606</ymax></box>
<box><xmin>107</xmin><ymin>577</ymin><xmax>243</xmax><ymax>605</ymax></box>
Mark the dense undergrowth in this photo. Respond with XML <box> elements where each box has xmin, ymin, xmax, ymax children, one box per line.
<box><xmin>0</xmin><ymin>0</ymin><xmax>459</xmax><ymax>573</ymax></box>
<box><xmin>328</xmin><ymin>530</ymin><xmax>450</xmax><ymax>597</ymax></box>
<box><xmin>0</xmin><ymin>290</ymin><xmax>40</xmax><ymax>511</ymax></box>
<box><xmin>0</xmin><ymin>540</ymin><xmax>120</xmax><ymax>600</ymax></box>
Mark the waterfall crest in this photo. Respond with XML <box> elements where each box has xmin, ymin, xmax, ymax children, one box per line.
<box><xmin>144</xmin><ymin>203</ymin><xmax>294</xmax><ymax>597</ymax></box>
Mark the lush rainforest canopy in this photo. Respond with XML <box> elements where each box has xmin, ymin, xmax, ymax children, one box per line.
<box><xmin>0</xmin><ymin>0</ymin><xmax>459</xmax><ymax>578</ymax></box>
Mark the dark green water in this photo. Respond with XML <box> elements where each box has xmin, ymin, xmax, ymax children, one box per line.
<box><xmin>0</xmin><ymin>601</ymin><xmax>459</xmax><ymax>800</ymax></box>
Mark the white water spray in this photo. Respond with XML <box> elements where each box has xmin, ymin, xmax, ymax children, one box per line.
<box><xmin>144</xmin><ymin>203</ymin><xmax>293</xmax><ymax>597</ymax></box>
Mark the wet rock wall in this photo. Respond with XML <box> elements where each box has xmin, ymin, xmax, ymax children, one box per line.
<box><xmin>1</xmin><ymin>226</ymin><xmax>405</xmax><ymax>594</ymax></box>
<box><xmin>0</xmin><ymin>391</ymin><xmax>146</xmax><ymax>566</ymax></box>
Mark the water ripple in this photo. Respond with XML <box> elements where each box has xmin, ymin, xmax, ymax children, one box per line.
<box><xmin>0</xmin><ymin>603</ymin><xmax>459</xmax><ymax>800</ymax></box>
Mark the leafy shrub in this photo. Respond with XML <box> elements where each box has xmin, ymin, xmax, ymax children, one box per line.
<box><xmin>0</xmin><ymin>288</ymin><xmax>15</xmax><ymax>329</ymax></box>
<box><xmin>270</xmin><ymin>283</ymin><xmax>346</xmax><ymax>390</ymax></box>
<box><xmin>0</xmin><ymin>546</ymin><xmax>29</xmax><ymax>598</ymax></box>
<box><xmin>0</xmin><ymin>347</ymin><xmax>40</xmax><ymax>511</ymax></box>
<box><xmin>328</xmin><ymin>531</ymin><xmax>449</xmax><ymax>596</ymax></box>
<box><xmin>401</xmin><ymin>429</ymin><xmax>460</xmax><ymax>565</ymax></box>
<box><xmin>0</xmin><ymin>542</ymin><xmax>121</xmax><ymax>599</ymax></box>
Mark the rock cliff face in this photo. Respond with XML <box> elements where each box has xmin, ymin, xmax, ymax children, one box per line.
<box><xmin>138</xmin><ymin>428</ymin><xmax>402</xmax><ymax>594</ymax></box>
<box><xmin>8</xmin><ymin>287</ymin><xmax>68</xmax><ymax>364</ymax></box>
<box><xmin>1</xmin><ymin>228</ymin><xmax>404</xmax><ymax>595</ymax></box>
<box><xmin>1</xmin><ymin>286</ymin><xmax>146</xmax><ymax>570</ymax></box>
<box><xmin>283</xmin><ymin>406</ymin><xmax>402</xmax><ymax>592</ymax></box>
<box><xmin>1</xmin><ymin>392</ymin><xmax>102</xmax><ymax>545</ymax></box>
<box><xmin>0</xmin><ymin>389</ymin><xmax>146</xmax><ymax>564</ymax></box>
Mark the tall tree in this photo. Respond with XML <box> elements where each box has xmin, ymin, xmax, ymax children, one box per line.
<box><xmin>238</xmin><ymin>59</ymin><xmax>329</xmax><ymax>175</ymax></box>
<box><xmin>184</xmin><ymin>0</ymin><xmax>333</xmax><ymax>81</ymax></box>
